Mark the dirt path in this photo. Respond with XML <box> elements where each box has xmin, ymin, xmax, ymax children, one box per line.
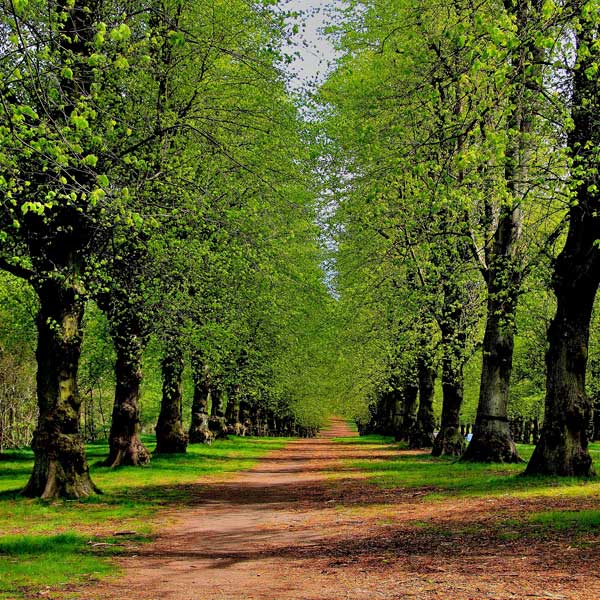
<box><xmin>88</xmin><ymin>418</ymin><xmax>600</xmax><ymax>600</ymax></box>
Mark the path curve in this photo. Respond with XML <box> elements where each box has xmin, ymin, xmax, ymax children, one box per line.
<box><xmin>88</xmin><ymin>418</ymin><xmax>600</xmax><ymax>600</ymax></box>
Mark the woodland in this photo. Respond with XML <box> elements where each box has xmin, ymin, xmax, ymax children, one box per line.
<box><xmin>1</xmin><ymin>0</ymin><xmax>600</xmax><ymax>597</ymax></box>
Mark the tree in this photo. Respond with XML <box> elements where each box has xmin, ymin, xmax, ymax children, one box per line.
<box><xmin>526</xmin><ymin>1</ymin><xmax>600</xmax><ymax>476</ymax></box>
<box><xmin>0</xmin><ymin>0</ymin><xmax>132</xmax><ymax>498</ymax></box>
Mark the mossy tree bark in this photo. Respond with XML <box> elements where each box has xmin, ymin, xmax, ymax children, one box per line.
<box><xmin>155</xmin><ymin>342</ymin><xmax>188</xmax><ymax>454</ymax></box>
<box><xmin>22</xmin><ymin>280</ymin><xmax>100</xmax><ymax>499</ymax></box>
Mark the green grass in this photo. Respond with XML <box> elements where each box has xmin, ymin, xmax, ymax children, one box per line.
<box><xmin>335</xmin><ymin>435</ymin><xmax>600</xmax><ymax>500</ymax></box>
<box><xmin>529</xmin><ymin>509</ymin><xmax>600</xmax><ymax>531</ymax></box>
<box><xmin>336</xmin><ymin>435</ymin><xmax>600</xmax><ymax>548</ymax></box>
<box><xmin>0</xmin><ymin>435</ymin><xmax>287</xmax><ymax>599</ymax></box>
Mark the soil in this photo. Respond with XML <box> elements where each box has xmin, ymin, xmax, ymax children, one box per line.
<box><xmin>84</xmin><ymin>418</ymin><xmax>600</xmax><ymax>600</ymax></box>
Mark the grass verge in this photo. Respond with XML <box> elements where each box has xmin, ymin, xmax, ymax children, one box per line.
<box><xmin>0</xmin><ymin>435</ymin><xmax>288</xmax><ymax>599</ymax></box>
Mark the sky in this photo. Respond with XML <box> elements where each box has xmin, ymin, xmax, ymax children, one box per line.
<box><xmin>282</xmin><ymin>0</ymin><xmax>342</xmax><ymax>92</ymax></box>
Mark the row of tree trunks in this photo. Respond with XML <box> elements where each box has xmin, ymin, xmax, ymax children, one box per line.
<box><xmin>510</xmin><ymin>417</ymin><xmax>540</xmax><ymax>445</ymax></box>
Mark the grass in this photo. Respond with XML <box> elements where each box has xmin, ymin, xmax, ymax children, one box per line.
<box><xmin>335</xmin><ymin>434</ymin><xmax>600</xmax><ymax>500</ymax></box>
<box><xmin>529</xmin><ymin>509</ymin><xmax>600</xmax><ymax>530</ymax></box>
<box><xmin>0</xmin><ymin>435</ymin><xmax>288</xmax><ymax>599</ymax></box>
<box><xmin>334</xmin><ymin>434</ymin><xmax>600</xmax><ymax>547</ymax></box>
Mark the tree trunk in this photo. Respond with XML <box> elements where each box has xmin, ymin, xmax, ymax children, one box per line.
<box><xmin>432</xmin><ymin>360</ymin><xmax>466</xmax><ymax>457</ymax></box>
<box><xmin>525</xmin><ymin>278</ymin><xmax>597</xmax><ymax>475</ymax></box>
<box><xmin>525</xmin><ymin>19</ymin><xmax>600</xmax><ymax>476</ymax></box>
<box><xmin>189</xmin><ymin>361</ymin><xmax>213</xmax><ymax>445</ymax></box>
<box><xmin>432</xmin><ymin>278</ymin><xmax>469</xmax><ymax>458</ymax></box>
<box><xmin>22</xmin><ymin>281</ymin><xmax>100</xmax><ymax>499</ymax></box>
<box><xmin>396</xmin><ymin>382</ymin><xmax>418</xmax><ymax>442</ymax></box>
<box><xmin>103</xmin><ymin>319</ymin><xmax>150</xmax><ymax>467</ymax></box>
<box><xmin>410</xmin><ymin>356</ymin><xmax>437</xmax><ymax>448</ymax></box>
<box><xmin>155</xmin><ymin>344</ymin><xmax>188</xmax><ymax>454</ymax></box>
<box><xmin>239</xmin><ymin>399</ymin><xmax>252</xmax><ymax>436</ymax></box>
<box><xmin>464</xmin><ymin>1</ymin><xmax>544</xmax><ymax>464</ymax></box>
<box><xmin>225</xmin><ymin>385</ymin><xmax>242</xmax><ymax>435</ymax></box>
<box><xmin>209</xmin><ymin>385</ymin><xmax>228</xmax><ymax>439</ymax></box>
<box><xmin>462</xmin><ymin>281</ymin><xmax>521</xmax><ymax>462</ymax></box>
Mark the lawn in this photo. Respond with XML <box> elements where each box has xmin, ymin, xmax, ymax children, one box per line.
<box><xmin>334</xmin><ymin>434</ymin><xmax>600</xmax><ymax>541</ymax></box>
<box><xmin>0</xmin><ymin>435</ymin><xmax>288</xmax><ymax>599</ymax></box>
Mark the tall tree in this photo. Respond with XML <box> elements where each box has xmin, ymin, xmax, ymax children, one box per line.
<box><xmin>526</xmin><ymin>2</ymin><xmax>600</xmax><ymax>476</ymax></box>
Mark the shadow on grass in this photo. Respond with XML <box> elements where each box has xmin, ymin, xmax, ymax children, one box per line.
<box><xmin>333</xmin><ymin>437</ymin><xmax>599</xmax><ymax>500</ymax></box>
<box><xmin>0</xmin><ymin>533</ymin><xmax>85</xmax><ymax>556</ymax></box>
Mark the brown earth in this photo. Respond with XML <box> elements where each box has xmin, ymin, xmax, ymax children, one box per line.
<box><xmin>83</xmin><ymin>418</ymin><xmax>600</xmax><ymax>600</ymax></box>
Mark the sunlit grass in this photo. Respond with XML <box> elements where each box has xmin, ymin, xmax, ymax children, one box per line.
<box><xmin>335</xmin><ymin>435</ymin><xmax>600</xmax><ymax>548</ymax></box>
<box><xmin>335</xmin><ymin>435</ymin><xmax>600</xmax><ymax>501</ymax></box>
<box><xmin>0</xmin><ymin>435</ymin><xmax>287</xmax><ymax>598</ymax></box>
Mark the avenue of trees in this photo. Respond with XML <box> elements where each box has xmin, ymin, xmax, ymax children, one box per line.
<box><xmin>321</xmin><ymin>0</ymin><xmax>600</xmax><ymax>476</ymax></box>
<box><xmin>1</xmin><ymin>0</ymin><xmax>600</xmax><ymax>501</ymax></box>
<box><xmin>0</xmin><ymin>0</ymin><xmax>333</xmax><ymax>498</ymax></box>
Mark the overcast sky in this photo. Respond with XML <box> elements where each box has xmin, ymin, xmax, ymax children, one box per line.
<box><xmin>282</xmin><ymin>0</ymin><xmax>342</xmax><ymax>92</ymax></box>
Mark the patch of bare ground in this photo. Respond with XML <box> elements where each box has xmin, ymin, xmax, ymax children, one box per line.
<box><xmin>80</xmin><ymin>419</ymin><xmax>600</xmax><ymax>600</ymax></box>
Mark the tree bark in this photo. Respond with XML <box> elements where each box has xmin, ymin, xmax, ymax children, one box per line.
<box><xmin>22</xmin><ymin>281</ymin><xmax>100</xmax><ymax>499</ymax></box>
<box><xmin>102</xmin><ymin>316</ymin><xmax>150</xmax><ymax>467</ymax></box>
<box><xmin>525</xmin><ymin>19</ymin><xmax>600</xmax><ymax>477</ymax></box>
<box><xmin>525</xmin><ymin>270</ymin><xmax>598</xmax><ymax>475</ymax></box>
<box><xmin>155</xmin><ymin>343</ymin><xmax>188</xmax><ymax>454</ymax></box>
<box><xmin>396</xmin><ymin>381</ymin><xmax>418</xmax><ymax>442</ymax></box>
<box><xmin>208</xmin><ymin>384</ymin><xmax>228</xmax><ymax>439</ymax></box>
<box><xmin>225</xmin><ymin>385</ymin><xmax>242</xmax><ymax>435</ymax></box>
<box><xmin>239</xmin><ymin>399</ymin><xmax>252</xmax><ymax>436</ymax></box>
<box><xmin>432</xmin><ymin>277</ymin><xmax>469</xmax><ymax>458</ymax></box>
<box><xmin>462</xmin><ymin>276</ymin><xmax>521</xmax><ymax>462</ymax></box>
<box><xmin>189</xmin><ymin>360</ymin><xmax>214</xmax><ymax>445</ymax></box>
<box><xmin>432</xmin><ymin>358</ymin><xmax>466</xmax><ymax>457</ymax></box>
<box><xmin>410</xmin><ymin>355</ymin><xmax>437</xmax><ymax>448</ymax></box>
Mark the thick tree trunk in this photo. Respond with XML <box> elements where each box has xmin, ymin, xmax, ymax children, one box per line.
<box><xmin>189</xmin><ymin>362</ymin><xmax>213</xmax><ymax>445</ymax></box>
<box><xmin>462</xmin><ymin>281</ymin><xmax>521</xmax><ymax>462</ymax></box>
<box><xmin>464</xmin><ymin>1</ymin><xmax>543</xmax><ymax>463</ymax></box>
<box><xmin>525</xmin><ymin>19</ymin><xmax>600</xmax><ymax>477</ymax></box>
<box><xmin>410</xmin><ymin>356</ymin><xmax>437</xmax><ymax>448</ymax></box>
<box><xmin>155</xmin><ymin>344</ymin><xmax>188</xmax><ymax>454</ymax></box>
<box><xmin>225</xmin><ymin>385</ymin><xmax>242</xmax><ymax>435</ymax></box>
<box><xmin>23</xmin><ymin>281</ymin><xmax>100</xmax><ymax>499</ymax></box>
<box><xmin>525</xmin><ymin>270</ymin><xmax>598</xmax><ymax>475</ymax></box>
<box><xmin>396</xmin><ymin>382</ymin><xmax>418</xmax><ymax>442</ymax></box>
<box><xmin>432</xmin><ymin>363</ymin><xmax>466</xmax><ymax>457</ymax></box>
<box><xmin>209</xmin><ymin>385</ymin><xmax>228</xmax><ymax>439</ymax></box>
<box><xmin>432</xmin><ymin>278</ymin><xmax>469</xmax><ymax>458</ymax></box>
<box><xmin>103</xmin><ymin>320</ymin><xmax>150</xmax><ymax>467</ymax></box>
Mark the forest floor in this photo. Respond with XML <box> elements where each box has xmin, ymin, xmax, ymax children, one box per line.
<box><xmin>79</xmin><ymin>418</ymin><xmax>600</xmax><ymax>600</ymax></box>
